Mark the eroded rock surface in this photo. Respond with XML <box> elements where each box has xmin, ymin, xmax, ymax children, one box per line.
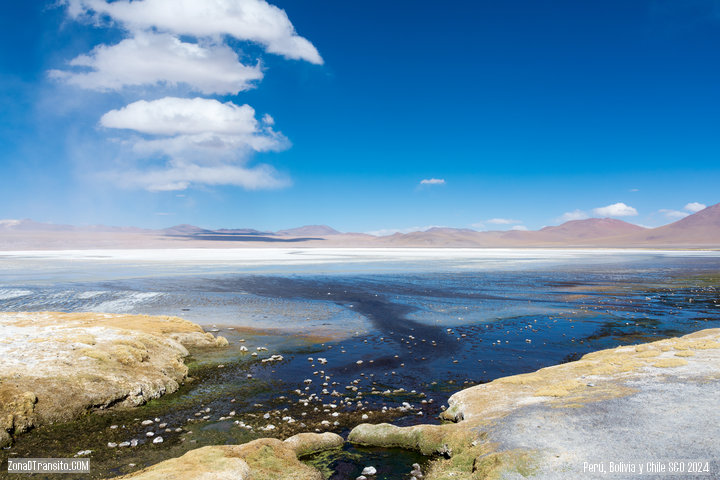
<box><xmin>0</xmin><ymin>312</ymin><xmax>227</xmax><ymax>447</ymax></box>
<box><xmin>349</xmin><ymin>328</ymin><xmax>720</xmax><ymax>479</ymax></box>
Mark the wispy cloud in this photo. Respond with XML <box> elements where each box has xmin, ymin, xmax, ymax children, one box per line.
<box><xmin>486</xmin><ymin>218</ymin><xmax>521</xmax><ymax>225</ymax></box>
<box><xmin>656</xmin><ymin>202</ymin><xmax>706</xmax><ymax>221</ymax></box>
<box><xmin>419</xmin><ymin>178</ymin><xmax>446</xmax><ymax>186</ymax></box>
<box><xmin>557</xmin><ymin>209</ymin><xmax>589</xmax><ymax>222</ymax></box>
<box><xmin>659</xmin><ymin>209</ymin><xmax>689</xmax><ymax>220</ymax></box>
<box><xmin>510</xmin><ymin>225</ymin><xmax>528</xmax><ymax>231</ymax></box>
<box><xmin>592</xmin><ymin>202</ymin><xmax>638</xmax><ymax>217</ymax></box>
<box><xmin>471</xmin><ymin>218</ymin><xmax>524</xmax><ymax>231</ymax></box>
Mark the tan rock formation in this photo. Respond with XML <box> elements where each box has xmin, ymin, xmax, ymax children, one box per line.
<box><xmin>0</xmin><ymin>312</ymin><xmax>227</xmax><ymax>447</ymax></box>
<box><xmin>112</xmin><ymin>434</ymin><xmax>344</xmax><ymax>480</ymax></box>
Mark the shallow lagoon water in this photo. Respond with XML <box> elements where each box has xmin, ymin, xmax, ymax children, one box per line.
<box><xmin>1</xmin><ymin>249</ymin><xmax>719</xmax><ymax>478</ymax></box>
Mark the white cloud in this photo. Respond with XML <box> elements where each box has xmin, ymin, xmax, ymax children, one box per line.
<box><xmin>50</xmin><ymin>32</ymin><xmax>263</xmax><ymax>95</ymax></box>
<box><xmin>592</xmin><ymin>202</ymin><xmax>638</xmax><ymax>217</ymax></box>
<box><xmin>100</xmin><ymin>97</ymin><xmax>289</xmax><ymax>191</ymax></box>
<box><xmin>487</xmin><ymin>218</ymin><xmax>521</xmax><ymax>225</ymax></box>
<box><xmin>420</xmin><ymin>178</ymin><xmax>446</xmax><ymax>185</ymax></box>
<box><xmin>684</xmin><ymin>202</ymin><xmax>706</xmax><ymax>213</ymax></box>
<box><xmin>57</xmin><ymin>0</ymin><xmax>321</xmax><ymax>193</ymax></box>
<box><xmin>64</xmin><ymin>0</ymin><xmax>323</xmax><ymax>64</ymax></box>
<box><xmin>659</xmin><ymin>209</ymin><xmax>689</xmax><ymax>220</ymax></box>
<box><xmin>102</xmin><ymin>97</ymin><xmax>265</xmax><ymax>136</ymax></box>
<box><xmin>557</xmin><ymin>209</ymin><xmax>589</xmax><ymax>222</ymax></box>
<box><xmin>510</xmin><ymin>225</ymin><xmax>528</xmax><ymax>231</ymax></box>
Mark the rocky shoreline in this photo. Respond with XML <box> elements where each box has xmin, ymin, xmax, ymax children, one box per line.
<box><xmin>3</xmin><ymin>313</ymin><xmax>719</xmax><ymax>479</ymax></box>
<box><xmin>108</xmin><ymin>328</ymin><xmax>720</xmax><ymax>479</ymax></box>
<box><xmin>0</xmin><ymin>312</ymin><xmax>228</xmax><ymax>448</ymax></box>
<box><xmin>349</xmin><ymin>328</ymin><xmax>720</xmax><ymax>478</ymax></box>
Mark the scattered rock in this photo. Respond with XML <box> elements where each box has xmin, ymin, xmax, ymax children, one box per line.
<box><xmin>361</xmin><ymin>466</ymin><xmax>377</xmax><ymax>476</ymax></box>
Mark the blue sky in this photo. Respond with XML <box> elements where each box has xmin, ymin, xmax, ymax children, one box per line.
<box><xmin>1</xmin><ymin>0</ymin><xmax>719</xmax><ymax>233</ymax></box>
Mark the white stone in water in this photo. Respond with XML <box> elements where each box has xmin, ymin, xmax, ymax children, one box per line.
<box><xmin>130</xmin><ymin>439</ymin><xmax>138</xmax><ymax>447</ymax></box>
<box><xmin>107</xmin><ymin>442</ymin><xmax>118</xmax><ymax>448</ymax></box>
<box><xmin>153</xmin><ymin>436</ymin><xmax>163</xmax><ymax>444</ymax></box>
<box><xmin>240</xmin><ymin>346</ymin><xmax>248</xmax><ymax>352</ymax></box>
<box><xmin>109</xmin><ymin>425</ymin><xmax>118</xmax><ymax>429</ymax></box>
<box><xmin>154</xmin><ymin>418</ymin><xmax>160</xmax><ymax>422</ymax></box>
<box><xmin>118</xmin><ymin>441</ymin><xmax>131</xmax><ymax>448</ymax></box>
<box><xmin>158</xmin><ymin>423</ymin><xmax>167</xmax><ymax>429</ymax></box>
<box><xmin>141</xmin><ymin>419</ymin><xmax>154</xmax><ymax>426</ymax></box>
<box><xmin>146</xmin><ymin>432</ymin><xmax>155</xmax><ymax>437</ymax></box>
<box><xmin>362</xmin><ymin>414</ymin><xmax>369</xmax><ymax>420</ymax></box>
<box><xmin>356</xmin><ymin>477</ymin><xmax>367</xmax><ymax>480</ymax></box>
<box><xmin>361</xmin><ymin>466</ymin><xmax>377</xmax><ymax>476</ymax></box>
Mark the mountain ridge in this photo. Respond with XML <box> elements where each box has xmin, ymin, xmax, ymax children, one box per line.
<box><xmin>2</xmin><ymin>202</ymin><xmax>718</xmax><ymax>249</ymax></box>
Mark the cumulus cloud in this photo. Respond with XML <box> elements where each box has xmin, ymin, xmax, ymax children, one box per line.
<box><xmin>557</xmin><ymin>209</ymin><xmax>590</xmax><ymax>222</ymax></box>
<box><xmin>592</xmin><ymin>202</ymin><xmax>638</xmax><ymax>217</ymax></box>
<box><xmin>50</xmin><ymin>32</ymin><xmax>263</xmax><ymax>95</ymax></box>
<box><xmin>56</xmin><ymin>0</ymin><xmax>321</xmax><ymax>192</ymax></box>
<box><xmin>64</xmin><ymin>0</ymin><xmax>323</xmax><ymax>64</ymax></box>
<box><xmin>102</xmin><ymin>97</ymin><xmax>264</xmax><ymax>136</ymax></box>
<box><xmin>420</xmin><ymin>178</ymin><xmax>446</xmax><ymax>185</ymax></box>
<box><xmin>100</xmin><ymin>97</ymin><xmax>289</xmax><ymax>191</ymax></box>
<box><xmin>684</xmin><ymin>202</ymin><xmax>706</xmax><ymax>213</ymax></box>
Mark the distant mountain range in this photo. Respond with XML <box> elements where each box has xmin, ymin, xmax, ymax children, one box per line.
<box><xmin>1</xmin><ymin>202</ymin><xmax>719</xmax><ymax>249</ymax></box>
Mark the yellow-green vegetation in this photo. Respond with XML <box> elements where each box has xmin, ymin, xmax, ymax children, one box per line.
<box><xmin>283</xmin><ymin>432</ymin><xmax>344</xmax><ymax>457</ymax></box>
<box><xmin>652</xmin><ymin>358</ymin><xmax>689</xmax><ymax>368</ymax></box>
<box><xmin>112</xmin><ymin>435</ymin><xmax>342</xmax><ymax>480</ymax></box>
<box><xmin>424</xmin><ymin>446</ymin><xmax>539</xmax><ymax>480</ymax></box>
<box><xmin>348</xmin><ymin>328</ymin><xmax>720</xmax><ymax>480</ymax></box>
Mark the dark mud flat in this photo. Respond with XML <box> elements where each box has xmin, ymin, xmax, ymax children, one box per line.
<box><xmin>1</xmin><ymin>254</ymin><xmax>720</xmax><ymax>478</ymax></box>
